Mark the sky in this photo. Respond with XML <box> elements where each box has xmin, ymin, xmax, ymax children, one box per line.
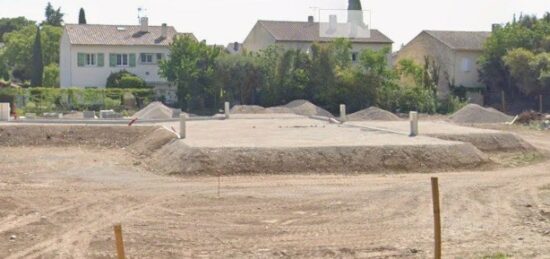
<box><xmin>0</xmin><ymin>0</ymin><xmax>548</xmax><ymax>50</ymax></box>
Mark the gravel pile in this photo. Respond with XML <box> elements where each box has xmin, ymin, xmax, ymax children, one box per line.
<box><xmin>133</xmin><ymin>102</ymin><xmax>179</xmax><ymax>120</ymax></box>
<box><xmin>347</xmin><ymin>107</ymin><xmax>401</xmax><ymax>121</ymax></box>
<box><xmin>230</xmin><ymin>105</ymin><xmax>266</xmax><ymax>114</ymax></box>
<box><xmin>283</xmin><ymin>100</ymin><xmax>334</xmax><ymax>117</ymax></box>
<box><xmin>450</xmin><ymin>104</ymin><xmax>513</xmax><ymax>124</ymax></box>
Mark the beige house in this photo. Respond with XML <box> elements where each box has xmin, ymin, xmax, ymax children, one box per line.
<box><xmin>59</xmin><ymin>18</ymin><xmax>196</xmax><ymax>104</ymax></box>
<box><xmin>243</xmin><ymin>17</ymin><xmax>393</xmax><ymax>62</ymax></box>
<box><xmin>395</xmin><ymin>30</ymin><xmax>490</xmax><ymax>102</ymax></box>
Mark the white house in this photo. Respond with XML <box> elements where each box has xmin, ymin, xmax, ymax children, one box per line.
<box><xmin>59</xmin><ymin>17</ymin><xmax>196</xmax><ymax>104</ymax></box>
<box><xmin>242</xmin><ymin>16</ymin><xmax>393</xmax><ymax>62</ymax></box>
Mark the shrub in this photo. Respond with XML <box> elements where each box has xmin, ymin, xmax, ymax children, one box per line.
<box><xmin>43</xmin><ymin>63</ymin><xmax>59</xmax><ymax>87</ymax></box>
<box><xmin>106</xmin><ymin>70</ymin><xmax>147</xmax><ymax>88</ymax></box>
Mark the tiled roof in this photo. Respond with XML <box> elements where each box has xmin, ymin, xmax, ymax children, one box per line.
<box><xmin>64</xmin><ymin>24</ymin><xmax>191</xmax><ymax>46</ymax></box>
<box><xmin>258</xmin><ymin>20</ymin><xmax>393</xmax><ymax>44</ymax></box>
<box><xmin>424</xmin><ymin>30</ymin><xmax>491</xmax><ymax>51</ymax></box>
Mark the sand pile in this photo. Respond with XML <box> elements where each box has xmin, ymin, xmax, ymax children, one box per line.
<box><xmin>133</xmin><ymin>102</ymin><xmax>180</xmax><ymax>120</ymax></box>
<box><xmin>230</xmin><ymin>105</ymin><xmax>266</xmax><ymax>114</ymax></box>
<box><xmin>283</xmin><ymin>100</ymin><xmax>333</xmax><ymax>117</ymax></box>
<box><xmin>450</xmin><ymin>104</ymin><xmax>513</xmax><ymax>124</ymax></box>
<box><xmin>347</xmin><ymin>107</ymin><xmax>401</xmax><ymax>121</ymax></box>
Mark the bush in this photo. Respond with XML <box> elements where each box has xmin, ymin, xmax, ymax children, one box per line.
<box><xmin>0</xmin><ymin>87</ymin><xmax>155</xmax><ymax>114</ymax></box>
<box><xmin>43</xmin><ymin>63</ymin><xmax>59</xmax><ymax>87</ymax></box>
<box><xmin>106</xmin><ymin>70</ymin><xmax>147</xmax><ymax>88</ymax></box>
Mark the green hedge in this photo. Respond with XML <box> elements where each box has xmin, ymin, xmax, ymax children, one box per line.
<box><xmin>0</xmin><ymin>87</ymin><xmax>155</xmax><ymax>114</ymax></box>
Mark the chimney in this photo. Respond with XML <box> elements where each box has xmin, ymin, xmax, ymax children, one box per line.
<box><xmin>329</xmin><ymin>14</ymin><xmax>337</xmax><ymax>31</ymax></box>
<box><xmin>233</xmin><ymin>42</ymin><xmax>239</xmax><ymax>51</ymax></box>
<box><xmin>140</xmin><ymin>17</ymin><xmax>149</xmax><ymax>32</ymax></box>
<box><xmin>308</xmin><ymin>16</ymin><xmax>314</xmax><ymax>23</ymax></box>
<box><xmin>161</xmin><ymin>23</ymin><xmax>168</xmax><ymax>38</ymax></box>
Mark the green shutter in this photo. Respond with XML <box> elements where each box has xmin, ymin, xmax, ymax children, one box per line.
<box><xmin>77</xmin><ymin>53</ymin><xmax>85</xmax><ymax>67</ymax></box>
<box><xmin>109</xmin><ymin>54</ymin><xmax>116</xmax><ymax>67</ymax></box>
<box><xmin>129</xmin><ymin>53</ymin><xmax>136</xmax><ymax>67</ymax></box>
<box><xmin>97</xmin><ymin>53</ymin><xmax>104</xmax><ymax>67</ymax></box>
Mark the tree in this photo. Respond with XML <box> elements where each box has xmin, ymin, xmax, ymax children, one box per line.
<box><xmin>159</xmin><ymin>36</ymin><xmax>220</xmax><ymax>111</ymax></box>
<box><xmin>504</xmin><ymin>48</ymin><xmax>550</xmax><ymax>96</ymax></box>
<box><xmin>31</xmin><ymin>26</ymin><xmax>43</xmax><ymax>86</ymax></box>
<box><xmin>347</xmin><ymin>0</ymin><xmax>365</xmax><ymax>32</ymax></box>
<box><xmin>78</xmin><ymin>8</ymin><xmax>87</xmax><ymax>24</ymax></box>
<box><xmin>43</xmin><ymin>63</ymin><xmax>59</xmax><ymax>87</ymax></box>
<box><xmin>0</xmin><ymin>17</ymin><xmax>35</xmax><ymax>42</ymax></box>
<box><xmin>1</xmin><ymin>24</ymin><xmax>62</xmax><ymax>81</ymax></box>
<box><xmin>479</xmin><ymin>12</ymin><xmax>550</xmax><ymax>102</ymax></box>
<box><xmin>43</xmin><ymin>2</ymin><xmax>64</xmax><ymax>26</ymax></box>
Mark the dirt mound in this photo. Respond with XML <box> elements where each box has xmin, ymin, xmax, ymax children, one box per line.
<box><xmin>128</xmin><ymin>127</ymin><xmax>179</xmax><ymax>156</ymax></box>
<box><xmin>0</xmin><ymin>125</ymin><xmax>156</xmax><ymax>147</ymax></box>
<box><xmin>450</xmin><ymin>104</ymin><xmax>513</xmax><ymax>124</ymax></box>
<box><xmin>133</xmin><ymin>102</ymin><xmax>180</xmax><ymax>120</ymax></box>
<box><xmin>230</xmin><ymin>105</ymin><xmax>266</xmax><ymax>114</ymax></box>
<box><xmin>146</xmin><ymin>141</ymin><xmax>488</xmax><ymax>176</ymax></box>
<box><xmin>283</xmin><ymin>100</ymin><xmax>333</xmax><ymax>117</ymax></box>
<box><xmin>347</xmin><ymin>107</ymin><xmax>401</xmax><ymax>121</ymax></box>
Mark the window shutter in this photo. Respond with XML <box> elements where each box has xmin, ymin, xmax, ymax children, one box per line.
<box><xmin>129</xmin><ymin>53</ymin><xmax>136</xmax><ymax>67</ymax></box>
<box><xmin>97</xmin><ymin>53</ymin><xmax>104</xmax><ymax>67</ymax></box>
<box><xmin>77</xmin><ymin>53</ymin><xmax>85</xmax><ymax>67</ymax></box>
<box><xmin>109</xmin><ymin>54</ymin><xmax>117</xmax><ymax>67</ymax></box>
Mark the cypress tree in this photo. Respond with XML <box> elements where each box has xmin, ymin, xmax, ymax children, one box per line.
<box><xmin>31</xmin><ymin>26</ymin><xmax>43</xmax><ymax>87</ymax></box>
<box><xmin>348</xmin><ymin>0</ymin><xmax>363</xmax><ymax>10</ymax></box>
<box><xmin>347</xmin><ymin>0</ymin><xmax>365</xmax><ymax>30</ymax></box>
<box><xmin>78</xmin><ymin>8</ymin><xmax>86</xmax><ymax>24</ymax></box>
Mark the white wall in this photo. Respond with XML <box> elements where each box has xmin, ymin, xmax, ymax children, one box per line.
<box><xmin>60</xmin><ymin>42</ymin><xmax>170</xmax><ymax>88</ymax></box>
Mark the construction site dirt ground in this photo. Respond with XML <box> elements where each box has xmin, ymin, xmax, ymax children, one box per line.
<box><xmin>0</xmin><ymin>125</ymin><xmax>549</xmax><ymax>258</ymax></box>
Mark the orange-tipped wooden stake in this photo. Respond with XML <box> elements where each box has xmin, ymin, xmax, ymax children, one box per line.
<box><xmin>431</xmin><ymin>177</ymin><xmax>442</xmax><ymax>259</ymax></box>
<box><xmin>114</xmin><ymin>224</ymin><xmax>126</xmax><ymax>259</ymax></box>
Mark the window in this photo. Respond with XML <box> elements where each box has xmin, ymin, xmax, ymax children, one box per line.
<box><xmin>116</xmin><ymin>54</ymin><xmax>129</xmax><ymax>66</ymax></box>
<box><xmin>462</xmin><ymin>58</ymin><xmax>472</xmax><ymax>72</ymax></box>
<box><xmin>156</xmin><ymin>53</ymin><xmax>164</xmax><ymax>61</ymax></box>
<box><xmin>85</xmin><ymin>54</ymin><xmax>96</xmax><ymax>66</ymax></box>
<box><xmin>351</xmin><ymin>52</ymin><xmax>359</xmax><ymax>62</ymax></box>
<box><xmin>141</xmin><ymin>53</ymin><xmax>154</xmax><ymax>64</ymax></box>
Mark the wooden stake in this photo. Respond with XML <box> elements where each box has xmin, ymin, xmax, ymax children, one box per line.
<box><xmin>113</xmin><ymin>224</ymin><xmax>126</xmax><ymax>259</ymax></box>
<box><xmin>431</xmin><ymin>177</ymin><xmax>442</xmax><ymax>259</ymax></box>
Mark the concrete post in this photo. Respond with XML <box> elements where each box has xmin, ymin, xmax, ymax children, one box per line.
<box><xmin>224</xmin><ymin>102</ymin><xmax>230</xmax><ymax>119</ymax></box>
<box><xmin>410</xmin><ymin>111</ymin><xmax>419</xmax><ymax>137</ymax></box>
<box><xmin>339</xmin><ymin>104</ymin><xmax>346</xmax><ymax>122</ymax></box>
<box><xmin>0</xmin><ymin>103</ymin><xmax>10</xmax><ymax>121</ymax></box>
<box><xmin>179</xmin><ymin>114</ymin><xmax>186</xmax><ymax>139</ymax></box>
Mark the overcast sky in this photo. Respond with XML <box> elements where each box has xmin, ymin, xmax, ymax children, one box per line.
<box><xmin>0</xmin><ymin>0</ymin><xmax>548</xmax><ymax>50</ymax></box>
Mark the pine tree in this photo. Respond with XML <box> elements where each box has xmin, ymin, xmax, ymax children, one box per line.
<box><xmin>31</xmin><ymin>26</ymin><xmax>43</xmax><ymax>87</ymax></box>
<box><xmin>43</xmin><ymin>2</ymin><xmax>64</xmax><ymax>26</ymax></box>
<box><xmin>78</xmin><ymin>8</ymin><xmax>87</xmax><ymax>24</ymax></box>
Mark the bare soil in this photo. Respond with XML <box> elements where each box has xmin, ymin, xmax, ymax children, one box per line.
<box><xmin>0</xmin><ymin>128</ymin><xmax>549</xmax><ymax>258</ymax></box>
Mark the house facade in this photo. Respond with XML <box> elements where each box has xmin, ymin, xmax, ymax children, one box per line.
<box><xmin>394</xmin><ymin>30</ymin><xmax>490</xmax><ymax>103</ymax></box>
<box><xmin>60</xmin><ymin>18</ymin><xmax>196</xmax><ymax>104</ymax></box>
<box><xmin>242</xmin><ymin>17</ymin><xmax>393</xmax><ymax>62</ymax></box>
